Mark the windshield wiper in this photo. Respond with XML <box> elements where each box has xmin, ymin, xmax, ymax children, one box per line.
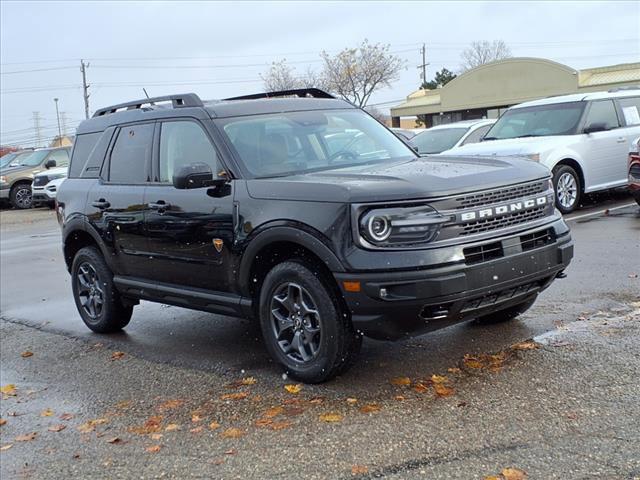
<box><xmin>482</xmin><ymin>136</ymin><xmax>498</xmax><ymax>141</ymax></box>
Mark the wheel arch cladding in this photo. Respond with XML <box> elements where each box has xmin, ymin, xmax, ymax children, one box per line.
<box><xmin>555</xmin><ymin>159</ymin><xmax>585</xmax><ymax>192</ymax></box>
<box><xmin>63</xmin><ymin>227</ymin><xmax>109</xmax><ymax>272</ymax></box>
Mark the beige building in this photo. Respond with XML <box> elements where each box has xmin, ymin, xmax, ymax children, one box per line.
<box><xmin>390</xmin><ymin>58</ymin><xmax>640</xmax><ymax>128</ymax></box>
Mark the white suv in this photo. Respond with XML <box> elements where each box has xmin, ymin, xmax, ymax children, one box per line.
<box><xmin>441</xmin><ymin>89</ymin><xmax>640</xmax><ymax>213</ymax></box>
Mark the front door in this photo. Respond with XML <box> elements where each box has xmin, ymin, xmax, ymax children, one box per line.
<box><xmin>143</xmin><ymin>119</ymin><xmax>235</xmax><ymax>292</ymax></box>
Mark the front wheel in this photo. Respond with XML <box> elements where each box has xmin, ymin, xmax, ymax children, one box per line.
<box><xmin>259</xmin><ymin>261</ymin><xmax>361</xmax><ymax>383</ymax></box>
<box><xmin>10</xmin><ymin>183</ymin><xmax>32</xmax><ymax>209</ymax></box>
<box><xmin>553</xmin><ymin>165</ymin><xmax>581</xmax><ymax>214</ymax></box>
<box><xmin>71</xmin><ymin>246</ymin><xmax>133</xmax><ymax>333</ymax></box>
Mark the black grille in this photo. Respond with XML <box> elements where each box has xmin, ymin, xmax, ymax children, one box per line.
<box><xmin>464</xmin><ymin>241</ymin><xmax>504</xmax><ymax>265</ymax></box>
<box><xmin>460</xmin><ymin>206</ymin><xmax>548</xmax><ymax>236</ymax></box>
<box><xmin>455</xmin><ymin>181</ymin><xmax>546</xmax><ymax>210</ymax></box>
<box><xmin>32</xmin><ymin>176</ymin><xmax>49</xmax><ymax>187</ymax></box>
<box><xmin>520</xmin><ymin>228</ymin><xmax>555</xmax><ymax>252</ymax></box>
<box><xmin>630</xmin><ymin>163</ymin><xmax>640</xmax><ymax>180</ymax></box>
<box><xmin>460</xmin><ymin>278</ymin><xmax>549</xmax><ymax>313</ymax></box>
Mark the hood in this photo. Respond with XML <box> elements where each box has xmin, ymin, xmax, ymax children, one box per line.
<box><xmin>0</xmin><ymin>164</ymin><xmax>35</xmax><ymax>175</ymax></box>
<box><xmin>441</xmin><ymin>135</ymin><xmax>574</xmax><ymax>156</ymax></box>
<box><xmin>35</xmin><ymin>166</ymin><xmax>68</xmax><ymax>177</ymax></box>
<box><xmin>246</xmin><ymin>156</ymin><xmax>550</xmax><ymax>203</ymax></box>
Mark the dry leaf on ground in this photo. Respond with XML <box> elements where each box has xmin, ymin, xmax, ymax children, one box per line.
<box><xmin>390</xmin><ymin>376</ymin><xmax>411</xmax><ymax>386</ymax></box>
<box><xmin>434</xmin><ymin>383</ymin><xmax>455</xmax><ymax>397</ymax></box>
<box><xmin>501</xmin><ymin>467</ymin><xmax>527</xmax><ymax>480</ymax></box>
<box><xmin>346</xmin><ymin>397</ymin><xmax>358</xmax><ymax>404</ymax></box>
<box><xmin>221</xmin><ymin>428</ymin><xmax>245</xmax><ymax>438</ymax></box>
<box><xmin>511</xmin><ymin>341</ymin><xmax>540</xmax><ymax>351</ymax></box>
<box><xmin>351</xmin><ymin>465</ymin><xmax>369</xmax><ymax>475</ymax></box>
<box><xmin>319</xmin><ymin>412</ymin><xmax>343</xmax><ymax>423</ymax></box>
<box><xmin>191</xmin><ymin>414</ymin><xmax>203</xmax><ymax>423</ymax></box>
<box><xmin>78</xmin><ymin>418</ymin><xmax>108</xmax><ymax>433</ymax></box>
<box><xmin>448</xmin><ymin>367</ymin><xmax>462</xmax><ymax>374</ymax></box>
<box><xmin>269</xmin><ymin>420</ymin><xmax>292</xmax><ymax>430</ymax></box>
<box><xmin>165</xmin><ymin>423</ymin><xmax>180</xmax><ymax>432</ymax></box>
<box><xmin>40</xmin><ymin>409</ymin><xmax>54</xmax><ymax>417</ymax></box>
<box><xmin>59</xmin><ymin>413</ymin><xmax>74</xmax><ymax>421</ymax></box>
<box><xmin>157</xmin><ymin>399</ymin><xmax>183</xmax><ymax>411</ymax></box>
<box><xmin>0</xmin><ymin>419</ymin><xmax>6</xmax><ymax>426</ymax></box>
<box><xmin>106</xmin><ymin>437</ymin><xmax>123</xmax><ymax>444</ymax></box>
<box><xmin>145</xmin><ymin>445</ymin><xmax>162</xmax><ymax>453</ymax></box>
<box><xmin>20</xmin><ymin>351</ymin><xmax>33</xmax><ymax>358</ymax></box>
<box><xmin>431</xmin><ymin>374</ymin><xmax>448</xmax><ymax>384</ymax></box>
<box><xmin>263</xmin><ymin>406</ymin><xmax>284</xmax><ymax>418</ymax></box>
<box><xmin>0</xmin><ymin>444</ymin><xmax>13</xmax><ymax>451</ymax></box>
<box><xmin>208</xmin><ymin>421</ymin><xmax>220</xmax><ymax>430</ymax></box>
<box><xmin>309</xmin><ymin>397</ymin><xmax>324</xmax><ymax>404</ymax></box>
<box><xmin>359</xmin><ymin>403</ymin><xmax>381</xmax><ymax>414</ymax></box>
<box><xmin>284</xmin><ymin>384</ymin><xmax>302</xmax><ymax>394</ymax></box>
<box><xmin>110</xmin><ymin>351</ymin><xmax>126</xmax><ymax>360</ymax></box>
<box><xmin>0</xmin><ymin>384</ymin><xmax>16</xmax><ymax>396</ymax></box>
<box><xmin>190</xmin><ymin>426</ymin><xmax>204</xmax><ymax>434</ymax></box>
<box><xmin>48</xmin><ymin>424</ymin><xmax>66</xmax><ymax>432</ymax></box>
<box><xmin>15</xmin><ymin>432</ymin><xmax>37</xmax><ymax>442</ymax></box>
<box><xmin>241</xmin><ymin>377</ymin><xmax>256</xmax><ymax>385</ymax></box>
<box><xmin>129</xmin><ymin>416</ymin><xmax>161</xmax><ymax>435</ymax></box>
<box><xmin>221</xmin><ymin>392</ymin><xmax>249</xmax><ymax>401</ymax></box>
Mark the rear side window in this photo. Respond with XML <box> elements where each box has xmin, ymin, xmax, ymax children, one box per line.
<box><xmin>69</xmin><ymin>133</ymin><xmax>101</xmax><ymax>178</ymax></box>
<box><xmin>618</xmin><ymin>97</ymin><xmax>640</xmax><ymax>126</ymax></box>
<box><xmin>584</xmin><ymin>100</ymin><xmax>620</xmax><ymax>130</ymax></box>
<box><xmin>108</xmin><ymin>123</ymin><xmax>153</xmax><ymax>184</ymax></box>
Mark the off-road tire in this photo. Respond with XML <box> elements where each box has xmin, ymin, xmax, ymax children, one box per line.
<box><xmin>71</xmin><ymin>246</ymin><xmax>133</xmax><ymax>333</ymax></box>
<box><xmin>9</xmin><ymin>182</ymin><xmax>32</xmax><ymax>209</ymax></box>
<box><xmin>259</xmin><ymin>260</ymin><xmax>362</xmax><ymax>383</ymax></box>
<box><xmin>475</xmin><ymin>297</ymin><xmax>536</xmax><ymax>325</ymax></box>
<box><xmin>552</xmin><ymin>165</ymin><xmax>581</xmax><ymax>214</ymax></box>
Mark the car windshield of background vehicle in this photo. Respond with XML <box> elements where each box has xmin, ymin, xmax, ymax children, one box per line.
<box><xmin>412</xmin><ymin>127</ymin><xmax>467</xmax><ymax>153</ymax></box>
<box><xmin>218</xmin><ymin>109</ymin><xmax>416</xmax><ymax>178</ymax></box>
<box><xmin>16</xmin><ymin>150</ymin><xmax>49</xmax><ymax>166</ymax></box>
<box><xmin>0</xmin><ymin>153</ymin><xmax>18</xmax><ymax>168</ymax></box>
<box><xmin>484</xmin><ymin>101</ymin><xmax>586</xmax><ymax>140</ymax></box>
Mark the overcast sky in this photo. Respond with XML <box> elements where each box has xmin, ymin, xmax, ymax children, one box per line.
<box><xmin>1</xmin><ymin>0</ymin><xmax>638</xmax><ymax>147</ymax></box>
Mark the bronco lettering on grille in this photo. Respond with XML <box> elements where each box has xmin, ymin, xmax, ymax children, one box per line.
<box><xmin>459</xmin><ymin>196</ymin><xmax>547</xmax><ymax>222</ymax></box>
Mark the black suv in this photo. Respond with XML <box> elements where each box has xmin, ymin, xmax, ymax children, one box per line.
<box><xmin>57</xmin><ymin>89</ymin><xmax>573</xmax><ymax>383</ymax></box>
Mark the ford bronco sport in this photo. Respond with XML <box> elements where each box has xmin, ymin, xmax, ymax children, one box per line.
<box><xmin>57</xmin><ymin>89</ymin><xmax>573</xmax><ymax>383</ymax></box>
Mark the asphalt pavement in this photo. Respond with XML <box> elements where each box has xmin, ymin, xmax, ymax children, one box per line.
<box><xmin>1</xmin><ymin>194</ymin><xmax>639</xmax><ymax>479</ymax></box>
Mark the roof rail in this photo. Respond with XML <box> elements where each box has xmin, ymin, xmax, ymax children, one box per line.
<box><xmin>608</xmin><ymin>86</ymin><xmax>640</xmax><ymax>93</ymax></box>
<box><xmin>92</xmin><ymin>93</ymin><xmax>203</xmax><ymax>118</ymax></box>
<box><xmin>224</xmin><ymin>88</ymin><xmax>335</xmax><ymax>101</ymax></box>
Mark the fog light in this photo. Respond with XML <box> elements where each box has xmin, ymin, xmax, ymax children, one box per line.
<box><xmin>379</xmin><ymin>288</ymin><xmax>388</xmax><ymax>298</ymax></box>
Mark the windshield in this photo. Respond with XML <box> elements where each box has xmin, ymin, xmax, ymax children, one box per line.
<box><xmin>0</xmin><ymin>153</ymin><xmax>18</xmax><ymax>168</ymax></box>
<box><xmin>485</xmin><ymin>101</ymin><xmax>586</xmax><ymax>140</ymax></box>
<box><xmin>411</xmin><ymin>127</ymin><xmax>467</xmax><ymax>154</ymax></box>
<box><xmin>16</xmin><ymin>150</ymin><xmax>49</xmax><ymax>167</ymax></box>
<box><xmin>217</xmin><ymin>109</ymin><xmax>416</xmax><ymax>178</ymax></box>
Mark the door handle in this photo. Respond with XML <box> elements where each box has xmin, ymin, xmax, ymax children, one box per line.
<box><xmin>616</xmin><ymin>137</ymin><xmax>626</xmax><ymax>143</ymax></box>
<box><xmin>147</xmin><ymin>201</ymin><xmax>171</xmax><ymax>211</ymax></box>
<box><xmin>92</xmin><ymin>199</ymin><xmax>110</xmax><ymax>209</ymax></box>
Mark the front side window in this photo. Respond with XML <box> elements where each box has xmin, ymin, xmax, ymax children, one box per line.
<box><xmin>217</xmin><ymin>109</ymin><xmax>415</xmax><ymax>178</ymax></box>
<box><xmin>46</xmin><ymin>149</ymin><xmax>70</xmax><ymax>167</ymax></box>
<box><xmin>485</xmin><ymin>101</ymin><xmax>586</xmax><ymax>140</ymax></box>
<box><xmin>412</xmin><ymin>128</ymin><xmax>467</xmax><ymax>154</ymax></box>
<box><xmin>159</xmin><ymin>121</ymin><xmax>218</xmax><ymax>183</ymax></box>
<box><xmin>109</xmin><ymin>123</ymin><xmax>153</xmax><ymax>184</ymax></box>
<box><xmin>584</xmin><ymin>100</ymin><xmax>620</xmax><ymax>130</ymax></box>
<box><xmin>462</xmin><ymin>124</ymin><xmax>492</xmax><ymax>145</ymax></box>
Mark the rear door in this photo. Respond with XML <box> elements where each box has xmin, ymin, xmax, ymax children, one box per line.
<box><xmin>143</xmin><ymin>119</ymin><xmax>235</xmax><ymax>292</ymax></box>
<box><xmin>86</xmin><ymin>122</ymin><xmax>152</xmax><ymax>277</ymax></box>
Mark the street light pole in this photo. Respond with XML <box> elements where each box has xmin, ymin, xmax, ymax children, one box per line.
<box><xmin>54</xmin><ymin>98</ymin><xmax>62</xmax><ymax>146</ymax></box>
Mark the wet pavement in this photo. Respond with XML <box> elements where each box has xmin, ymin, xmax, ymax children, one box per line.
<box><xmin>1</xmin><ymin>197</ymin><xmax>639</xmax><ymax>479</ymax></box>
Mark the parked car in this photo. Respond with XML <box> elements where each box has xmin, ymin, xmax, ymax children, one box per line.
<box><xmin>32</xmin><ymin>166</ymin><xmax>68</xmax><ymax>208</ymax></box>
<box><xmin>629</xmin><ymin>136</ymin><xmax>640</xmax><ymax>206</ymax></box>
<box><xmin>412</xmin><ymin>119</ymin><xmax>495</xmax><ymax>154</ymax></box>
<box><xmin>57</xmin><ymin>89</ymin><xmax>573</xmax><ymax>383</ymax></box>
<box><xmin>0</xmin><ymin>147</ymin><xmax>71</xmax><ymax>209</ymax></box>
<box><xmin>0</xmin><ymin>149</ymin><xmax>34</xmax><ymax>169</ymax></box>
<box><xmin>390</xmin><ymin>128</ymin><xmax>423</xmax><ymax>142</ymax></box>
<box><xmin>442</xmin><ymin>89</ymin><xmax>640</xmax><ymax>213</ymax></box>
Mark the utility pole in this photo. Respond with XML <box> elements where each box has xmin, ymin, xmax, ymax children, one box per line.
<box><xmin>60</xmin><ymin>111</ymin><xmax>68</xmax><ymax>136</ymax></box>
<box><xmin>417</xmin><ymin>43</ymin><xmax>430</xmax><ymax>87</ymax></box>
<box><xmin>80</xmin><ymin>59</ymin><xmax>90</xmax><ymax>119</ymax></box>
<box><xmin>54</xmin><ymin>98</ymin><xmax>62</xmax><ymax>145</ymax></box>
<box><xmin>32</xmin><ymin>111</ymin><xmax>42</xmax><ymax>147</ymax></box>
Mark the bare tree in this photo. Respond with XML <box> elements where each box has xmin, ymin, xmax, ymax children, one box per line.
<box><xmin>261</xmin><ymin>60</ymin><xmax>301</xmax><ymax>92</ymax></box>
<box><xmin>364</xmin><ymin>106</ymin><xmax>388</xmax><ymax>124</ymax></box>
<box><xmin>320</xmin><ymin>40</ymin><xmax>405</xmax><ymax>107</ymax></box>
<box><xmin>460</xmin><ymin>40</ymin><xmax>512</xmax><ymax>72</ymax></box>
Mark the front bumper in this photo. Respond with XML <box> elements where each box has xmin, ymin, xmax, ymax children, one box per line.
<box><xmin>335</xmin><ymin>219</ymin><xmax>573</xmax><ymax>340</ymax></box>
<box><xmin>0</xmin><ymin>186</ymin><xmax>8</xmax><ymax>199</ymax></box>
<box><xmin>32</xmin><ymin>187</ymin><xmax>56</xmax><ymax>203</ymax></box>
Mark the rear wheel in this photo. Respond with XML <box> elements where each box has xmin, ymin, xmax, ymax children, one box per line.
<box><xmin>475</xmin><ymin>297</ymin><xmax>536</xmax><ymax>325</ymax></box>
<box><xmin>259</xmin><ymin>261</ymin><xmax>361</xmax><ymax>383</ymax></box>
<box><xmin>553</xmin><ymin>165</ymin><xmax>581</xmax><ymax>214</ymax></box>
<box><xmin>10</xmin><ymin>183</ymin><xmax>32</xmax><ymax>209</ymax></box>
<box><xmin>71</xmin><ymin>246</ymin><xmax>133</xmax><ymax>333</ymax></box>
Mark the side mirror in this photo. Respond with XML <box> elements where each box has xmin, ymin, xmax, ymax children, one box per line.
<box><xmin>583</xmin><ymin>122</ymin><xmax>608</xmax><ymax>134</ymax></box>
<box><xmin>173</xmin><ymin>162</ymin><xmax>216</xmax><ymax>189</ymax></box>
<box><xmin>45</xmin><ymin>159</ymin><xmax>57</xmax><ymax>169</ymax></box>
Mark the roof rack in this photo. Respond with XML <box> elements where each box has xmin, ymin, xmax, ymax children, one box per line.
<box><xmin>224</xmin><ymin>88</ymin><xmax>335</xmax><ymax>101</ymax></box>
<box><xmin>92</xmin><ymin>93</ymin><xmax>203</xmax><ymax>118</ymax></box>
<box><xmin>608</xmin><ymin>86</ymin><xmax>639</xmax><ymax>93</ymax></box>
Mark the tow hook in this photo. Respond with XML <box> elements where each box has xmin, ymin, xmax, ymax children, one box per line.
<box><xmin>556</xmin><ymin>270</ymin><xmax>567</xmax><ymax>279</ymax></box>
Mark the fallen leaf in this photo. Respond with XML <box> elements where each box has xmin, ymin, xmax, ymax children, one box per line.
<box><xmin>106</xmin><ymin>437</ymin><xmax>123</xmax><ymax>444</ymax></box>
<box><xmin>208</xmin><ymin>421</ymin><xmax>220</xmax><ymax>430</ymax></box>
<box><xmin>501</xmin><ymin>467</ymin><xmax>528</xmax><ymax>480</ymax></box>
<box><xmin>413</xmin><ymin>382</ymin><xmax>430</xmax><ymax>393</ymax></box>
<box><xmin>255</xmin><ymin>418</ymin><xmax>273</xmax><ymax>428</ymax></box>
<box><xmin>346</xmin><ymin>397</ymin><xmax>358</xmax><ymax>405</ymax></box>
<box><xmin>319</xmin><ymin>412</ymin><xmax>343</xmax><ymax>423</ymax></box>
<box><xmin>40</xmin><ymin>408</ymin><xmax>54</xmax><ymax>417</ymax></box>
<box><xmin>7</xmin><ymin>412</ymin><xmax>21</xmax><ymax>417</ymax></box>
<box><xmin>190</xmin><ymin>426</ymin><xmax>204</xmax><ymax>434</ymax></box>
<box><xmin>224</xmin><ymin>448</ymin><xmax>237</xmax><ymax>455</ymax></box>
<box><xmin>309</xmin><ymin>397</ymin><xmax>324</xmax><ymax>404</ymax></box>
<box><xmin>21</xmin><ymin>351</ymin><xmax>33</xmax><ymax>358</ymax></box>
<box><xmin>0</xmin><ymin>444</ymin><xmax>13</xmax><ymax>451</ymax></box>
<box><xmin>157</xmin><ymin>399</ymin><xmax>183</xmax><ymax>411</ymax></box>
<box><xmin>483</xmin><ymin>476</ymin><xmax>501</xmax><ymax>480</ymax></box>
<box><xmin>191</xmin><ymin>414</ymin><xmax>203</xmax><ymax>423</ymax></box>
<box><xmin>221</xmin><ymin>392</ymin><xmax>249</xmax><ymax>401</ymax></box>
<box><xmin>390</xmin><ymin>376</ymin><xmax>411</xmax><ymax>386</ymax></box>
<box><xmin>129</xmin><ymin>416</ymin><xmax>162</xmax><ymax>435</ymax></box>
<box><xmin>221</xmin><ymin>428</ymin><xmax>245</xmax><ymax>438</ymax></box>
<box><xmin>359</xmin><ymin>403</ymin><xmax>381</xmax><ymax>414</ymax></box>
<box><xmin>115</xmin><ymin>400</ymin><xmax>132</xmax><ymax>410</ymax></box>
<box><xmin>434</xmin><ymin>383</ymin><xmax>455</xmax><ymax>397</ymax></box>
<box><xmin>110</xmin><ymin>351</ymin><xmax>126</xmax><ymax>360</ymax></box>
<box><xmin>448</xmin><ymin>367</ymin><xmax>462</xmax><ymax>374</ymax></box>
<box><xmin>284</xmin><ymin>384</ymin><xmax>302</xmax><ymax>394</ymax></box>
<box><xmin>463</xmin><ymin>355</ymin><xmax>484</xmax><ymax>369</ymax></box>
<box><xmin>212</xmin><ymin>458</ymin><xmax>225</xmax><ymax>465</ymax></box>
<box><xmin>15</xmin><ymin>432</ymin><xmax>37</xmax><ymax>442</ymax></box>
<box><xmin>431</xmin><ymin>374</ymin><xmax>448</xmax><ymax>384</ymax></box>
<box><xmin>511</xmin><ymin>341</ymin><xmax>540</xmax><ymax>351</ymax></box>
<box><xmin>150</xmin><ymin>433</ymin><xmax>163</xmax><ymax>440</ymax></box>
<box><xmin>269</xmin><ymin>420</ymin><xmax>292</xmax><ymax>430</ymax></box>
<box><xmin>241</xmin><ymin>377</ymin><xmax>257</xmax><ymax>385</ymax></box>
<box><xmin>78</xmin><ymin>418</ymin><xmax>108</xmax><ymax>433</ymax></box>
<box><xmin>145</xmin><ymin>445</ymin><xmax>162</xmax><ymax>453</ymax></box>
<box><xmin>0</xmin><ymin>419</ymin><xmax>6</xmax><ymax>426</ymax></box>
<box><xmin>394</xmin><ymin>395</ymin><xmax>405</xmax><ymax>401</ymax></box>
<box><xmin>351</xmin><ymin>465</ymin><xmax>369</xmax><ymax>475</ymax></box>
<box><xmin>59</xmin><ymin>413</ymin><xmax>74</xmax><ymax>421</ymax></box>
<box><xmin>48</xmin><ymin>424</ymin><xmax>66</xmax><ymax>432</ymax></box>
<box><xmin>263</xmin><ymin>406</ymin><xmax>284</xmax><ymax>418</ymax></box>
<box><xmin>0</xmin><ymin>384</ymin><xmax>16</xmax><ymax>396</ymax></box>
<box><xmin>165</xmin><ymin>423</ymin><xmax>180</xmax><ymax>432</ymax></box>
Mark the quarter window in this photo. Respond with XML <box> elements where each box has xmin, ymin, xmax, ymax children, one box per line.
<box><xmin>584</xmin><ymin>100</ymin><xmax>620</xmax><ymax>130</ymax></box>
<box><xmin>618</xmin><ymin>97</ymin><xmax>640</xmax><ymax>126</ymax></box>
<box><xmin>159</xmin><ymin>121</ymin><xmax>218</xmax><ymax>183</ymax></box>
<box><xmin>461</xmin><ymin>124</ymin><xmax>492</xmax><ymax>145</ymax></box>
<box><xmin>46</xmin><ymin>148</ymin><xmax>70</xmax><ymax>167</ymax></box>
<box><xmin>109</xmin><ymin>123</ymin><xmax>153</xmax><ymax>183</ymax></box>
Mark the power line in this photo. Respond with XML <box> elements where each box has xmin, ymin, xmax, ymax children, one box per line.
<box><xmin>0</xmin><ymin>66</ymin><xmax>77</xmax><ymax>75</ymax></box>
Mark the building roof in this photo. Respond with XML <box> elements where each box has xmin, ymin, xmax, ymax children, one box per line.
<box><xmin>511</xmin><ymin>88</ymin><xmax>640</xmax><ymax>109</ymax></box>
<box><xmin>391</xmin><ymin>58</ymin><xmax>640</xmax><ymax>118</ymax></box>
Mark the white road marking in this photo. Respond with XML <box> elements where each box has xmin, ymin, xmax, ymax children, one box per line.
<box><xmin>565</xmin><ymin>202</ymin><xmax>637</xmax><ymax>222</ymax></box>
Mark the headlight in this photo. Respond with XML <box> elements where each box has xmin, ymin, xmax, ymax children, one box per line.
<box><xmin>359</xmin><ymin>205</ymin><xmax>449</xmax><ymax>247</ymax></box>
<box><xmin>47</xmin><ymin>173</ymin><xmax>66</xmax><ymax>181</ymax></box>
<box><xmin>523</xmin><ymin>153</ymin><xmax>540</xmax><ymax>162</ymax></box>
<box><xmin>0</xmin><ymin>176</ymin><xmax>6</xmax><ymax>184</ymax></box>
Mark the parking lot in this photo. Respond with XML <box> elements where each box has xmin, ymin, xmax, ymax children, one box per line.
<box><xmin>1</xmin><ymin>193</ymin><xmax>638</xmax><ymax>479</ymax></box>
